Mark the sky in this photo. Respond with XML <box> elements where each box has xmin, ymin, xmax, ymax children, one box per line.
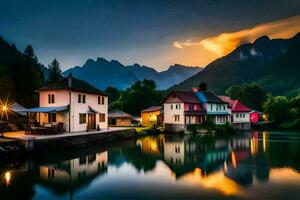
<box><xmin>1</xmin><ymin>0</ymin><xmax>300</xmax><ymax>71</ymax></box>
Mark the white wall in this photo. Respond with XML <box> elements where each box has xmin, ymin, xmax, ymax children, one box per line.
<box><xmin>70</xmin><ymin>91</ymin><xmax>108</xmax><ymax>132</ymax></box>
<box><xmin>164</xmin><ymin>141</ymin><xmax>185</xmax><ymax>165</ymax></box>
<box><xmin>232</xmin><ymin>112</ymin><xmax>250</xmax><ymax>123</ymax></box>
<box><xmin>163</xmin><ymin>103</ymin><xmax>184</xmax><ymax>125</ymax></box>
<box><xmin>39</xmin><ymin>90</ymin><xmax>70</xmax><ymax>107</ymax></box>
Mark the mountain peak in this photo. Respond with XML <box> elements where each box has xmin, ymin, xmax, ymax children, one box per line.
<box><xmin>96</xmin><ymin>57</ymin><xmax>109</xmax><ymax>63</ymax></box>
<box><xmin>254</xmin><ymin>35</ymin><xmax>270</xmax><ymax>44</ymax></box>
<box><xmin>85</xmin><ymin>58</ymin><xmax>95</xmax><ymax>65</ymax></box>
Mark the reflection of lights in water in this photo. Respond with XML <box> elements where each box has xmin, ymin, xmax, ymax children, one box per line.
<box><xmin>250</xmin><ymin>137</ymin><xmax>258</xmax><ymax>155</ymax></box>
<box><xmin>231</xmin><ymin>152</ymin><xmax>237</xmax><ymax>168</ymax></box>
<box><xmin>263</xmin><ymin>132</ymin><xmax>267</xmax><ymax>152</ymax></box>
<box><xmin>5</xmin><ymin>171</ymin><xmax>11</xmax><ymax>186</ymax></box>
<box><xmin>194</xmin><ymin>168</ymin><xmax>202</xmax><ymax>176</ymax></box>
<box><xmin>224</xmin><ymin>161</ymin><xmax>228</xmax><ymax>173</ymax></box>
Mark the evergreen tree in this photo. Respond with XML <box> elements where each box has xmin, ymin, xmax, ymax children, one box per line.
<box><xmin>24</xmin><ymin>45</ymin><xmax>38</xmax><ymax>62</ymax></box>
<box><xmin>48</xmin><ymin>59</ymin><xmax>62</xmax><ymax>83</ymax></box>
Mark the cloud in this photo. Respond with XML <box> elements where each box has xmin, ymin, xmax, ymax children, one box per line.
<box><xmin>173</xmin><ymin>15</ymin><xmax>300</xmax><ymax>56</ymax></box>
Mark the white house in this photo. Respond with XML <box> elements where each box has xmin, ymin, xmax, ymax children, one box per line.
<box><xmin>27</xmin><ymin>74</ymin><xmax>108</xmax><ymax>132</ymax></box>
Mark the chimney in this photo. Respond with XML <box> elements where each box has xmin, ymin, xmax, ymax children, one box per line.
<box><xmin>68</xmin><ymin>73</ymin><xmax>72</xmax><ymax>87</ymax></box>
<box><xmin>192</xmin><ymin>87</ymin><xmax>199</xmax><ymax>92</ymax></box>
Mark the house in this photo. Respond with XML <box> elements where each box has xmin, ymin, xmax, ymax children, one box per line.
<box><xmin>141</xmin><ymin>106</ymin><xmax>163</xmax><ymax>126</ymax></box>
<box><xmin>219</xmin><ymin>96</ymin><xmax>251</xmax><ymax>130</ymax></box>
<box><xmin>108</xmin><ymin>109</ymin><xmax>132</xmax><ymax>126</ymax></box>
<box><xmin>162</xmin><ymin>88</ymin><xmax>230</xmax><ymax>132</ymax></box>
<box><xmin>26</xmin><ymin>74</ymin><xmax>108</xmax><ymax>132</ymax></box>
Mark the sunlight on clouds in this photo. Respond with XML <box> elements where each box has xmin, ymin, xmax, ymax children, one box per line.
<box><xmin>173</xmin><ymin>15</ymin><xmax>300</xmax><ymax>57</ymax></box>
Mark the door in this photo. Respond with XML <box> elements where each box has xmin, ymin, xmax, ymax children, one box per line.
<box><xmin>88</xmin><ymin>114</ymin><xmax>96</xmax><ymax>130</ymax></box>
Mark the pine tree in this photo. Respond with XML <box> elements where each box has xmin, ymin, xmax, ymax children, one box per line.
<box><xmin>24</xmin><ymin>45</ymin><xmax>38</xmax><ymax>63</ymax></box>
<box><xmin>48</xmin><ymin>59</ymin><xmax>62</xmax><ymax>83</ymax></box>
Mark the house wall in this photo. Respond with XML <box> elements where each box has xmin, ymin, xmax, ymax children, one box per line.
<box><xmin>232</xmin><ymin>112</ymin><xmax>250</xmax><ymax>123</ymax></box>
<box><xmin>39</xmin><ymin>90</ymin><xmax>70</xmax><ymax>107</ymax></box>
<box><xmin>164</xmin><ymin>141</ymin><xmax>185</xmax><ymax>165</ymax></box>
<box><xmin>163</xmin><ymin>103</ymin><xmax>184</xmax><ymax>125</ymax></box>
<box><xmin>108</xmin><ymin>117</ymin><xmax>132</xmax><ymax>126</ymax></box>
<box><xmin>141</xmin><ymin>110</ymin><xmax>161</xmax><ymax>126</ymax></box>
<box><xmin>70</xmin><ymin>91</ymin><xmax>108</xmax><ymax>132</ymax></box>
<box><xmin>203</xmin><ymin>103</ymin><xmax>231</xmax><ymax>124</ymax></box>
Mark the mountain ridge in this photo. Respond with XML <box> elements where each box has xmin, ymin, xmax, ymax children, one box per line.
<box><xmin>63</xmin><ymin>58</ymin><xmax>202</xmax><ymax>90</ymax></box>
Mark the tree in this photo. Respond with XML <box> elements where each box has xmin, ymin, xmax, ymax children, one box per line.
<box><xmin>104</xmin><ymin>86</ymin><xmax>121</xmax><ymax>103</ymax></box>
<box><xmin>262</xmin><ymin>94</ymin><xmax>291</xmax><ymax>124</ymax></box>
<box><xmin>24</xmin><ymin>45</ymin><xmax>38</xmax><ymax>62</ymax></box>
<box><xmin>226</xmin><ymin>83</ymin><xmax>266</xmax><ymax>110</ymax></box>
<box><xmin>48</xmin><ymin>59</ymin><xmax>62</xmax><ymax>83</ymax></box>
<box><xmin>112</xmin><ymin>79</ymin><xmax>163</xmax><ymax>115</ymax></box>
<box><xmin>199</xmin><ymin>82</ymin><xmax>207</xmax><ymax>91</ymax></box>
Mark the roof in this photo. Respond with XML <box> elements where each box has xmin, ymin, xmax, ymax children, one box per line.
<box><xmin>108</xmin><ymin>109</ymin><xmax>132</xmax><ymax>118</ymax></box>
<box><xmin>21</xmin><ymin>105</ymin><xmax>69</xmax><ymax>113</ymax></box>
<box><xmin>38</xmin><ymin>75</ymin><xmax>107</xmax><ymax>96</ymax></box>
<box><xmin>141</xmin><ymin>106</ymin><xmax>162</xmax><ymax>113</ymax></box>
<box><xmin>162</xmin><ymin>91</ymin><xmax>201</xmax><ymax>104</ymax></box>
<box><xmin>195</xmin><ymin>91</ymin><xmax>227</xmax><ymax>104</ymax></box>
<box><xmin>218</xmin><ymin>96</ymin><xmax>251</xmax><ymax>112</ymax></box>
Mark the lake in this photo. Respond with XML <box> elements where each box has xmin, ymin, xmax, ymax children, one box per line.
<box><xmin>1</xmin><ymin>131</ymin><xmax>300</xmax><ymax>200</ymax></box>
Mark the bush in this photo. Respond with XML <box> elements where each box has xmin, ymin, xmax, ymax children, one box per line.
<box><xmin>279</xmin><ymin>119</ymin><xmax>300</xmax><ymax>130</ymax></box>
<box><xmin>187</xmin><ymin>121</ymin><xmax>235</xmax><ymax>134</ymax></box>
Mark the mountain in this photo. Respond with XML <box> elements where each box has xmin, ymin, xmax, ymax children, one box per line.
<box><xmin>170</xmin><ymin>33</ymin><xmax>300</xmax><ymax>96</ymax></box>
<box><xmin>64</xmin><ymin>59</ymin><xmax>202</xmax><ymax>90</ymax></box>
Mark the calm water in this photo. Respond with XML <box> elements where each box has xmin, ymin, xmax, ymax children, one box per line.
<box><xmin>1</xmin><ymin>131</ymin><xmax>300</xmax><ymax>200</ymax></box>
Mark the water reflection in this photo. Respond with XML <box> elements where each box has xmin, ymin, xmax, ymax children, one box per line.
<box><xmin>1</xmin><ymin>131</ymin><xmax>300</xmax><ymax>199</ymax></box>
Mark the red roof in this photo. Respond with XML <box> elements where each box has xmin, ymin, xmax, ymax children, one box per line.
<box><xmin>219</xmin><ymin>96</ymin><xmax>251</xmax><ymax>112</ymax></box>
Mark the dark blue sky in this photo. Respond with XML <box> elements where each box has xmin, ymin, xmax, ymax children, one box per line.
<box><xmin>1</xmin><ymin>0</ymin><xmax>300</xmax><ymax>71</ymax></box>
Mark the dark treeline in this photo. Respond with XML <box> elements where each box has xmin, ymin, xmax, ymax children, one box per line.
<box><xmin>0</xmin><ymin>37</ymin><xmax>62</xmax><ymax>107</ymax></box>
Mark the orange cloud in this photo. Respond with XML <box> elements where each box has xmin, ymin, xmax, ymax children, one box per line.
<box><xmin>173</xmin><ymin>15</ymin><xmax>300</xmax><ymax>57</ymax></box>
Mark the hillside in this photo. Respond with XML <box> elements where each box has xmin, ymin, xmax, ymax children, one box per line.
<box><xmin>64</xmin><ymin>59</ymin><xmax>202</xmax><ymax>90</ymax></box>
<box><xmin>170</xmin><ymin>33</ymin><xmax>300</xmax><ymax>96</ymax></box>
<box><xmin>0</xmin><ymin>37</ymin><xmax>45</xmax><ymax>106</ymax></box>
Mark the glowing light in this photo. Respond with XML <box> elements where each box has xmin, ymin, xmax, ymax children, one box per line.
<box><xmin>0</xmin><ymin>97</ymin><xmax>13</xmax><ymax>121</ymax></box>
<box><xmin>5</xmin><ymin>171</ymin><xmax>11</xmax><ymax>186</ymax></box>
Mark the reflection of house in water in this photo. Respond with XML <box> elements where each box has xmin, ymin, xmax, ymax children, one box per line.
<box><xmin>39</xmin><ymin>151</ymin><xmax>108</xmax><ymax>194</ymax></box>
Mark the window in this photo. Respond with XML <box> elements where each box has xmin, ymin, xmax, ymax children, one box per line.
<box><xmin>223</xmin><ymin>105</ymin><xmax>226</xmax><ymax>110</ymax></box>
<box><xmin>171</xmin><ymin>104</ymin><xmax>173</xmax><ymax>110</ymax></box>
<box><xmin>176</xmin><ymin>104</ymin><xmax>181</xmax><ymax>109</ymax></box>
<box><xmin>78</xmin><ymin>94</ymin><xmax>81</xmax><ymax>103</ymax></box>
<box><xmin>98</xmin><ymin>96</ymin><xmax>101</xmax><ymax>105</ymax></box>
<box><xmin>48</xmin><ymin>94</ymin><xmax>55</xmax><ymax>104</ymax></box>
<box><xmin>211</xmin><ymin>104</ymin><xmax>213</xmax><ymax>110</ymax></box>
<box><xmin>78</xmin><ymin>94</ymin><xmax>86</xmax><ymax>103</ymax></box>
<box><xmin>79</xmin><ymin>113</ymin><xmax>86</xmax><ymax>124</ymax></box>
<box><xmin>99</xmin><ymin>114</ymin><xmax>105</xmax><ymax>122</ymax></box>
<box><xmin>48</xmin><ymin>113</ymin><xmax>56</xmax><ymax>122</ymax></box>
<box><xmin>175</xmin><ymin>146</ymin><xmax>180</xmax><ymax>153</ymax></box>
<box><xmin>189</xmin><ymin>105</ymin><xmax>194</xmax><ymax>110</ymax></box>
<box><xmin>174</xmin><ymin>115</ymin><xmax>180</xmax><ymax>122</ymax></box>
<box><xmin>102</xmin><ymin>96</ymin><xmax>105</xmax><ymax>105</ymax></box>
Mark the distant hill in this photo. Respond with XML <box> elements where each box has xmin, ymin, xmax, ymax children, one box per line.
<box><xmin>170</xmin><ymin>33</ymin><xmax>300</xmax><ymax>96</ymax></box>
<box><xmin>64</xmin><ymin>59</ymin><xmax>202</xmax><ymax>90</ymax></box>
